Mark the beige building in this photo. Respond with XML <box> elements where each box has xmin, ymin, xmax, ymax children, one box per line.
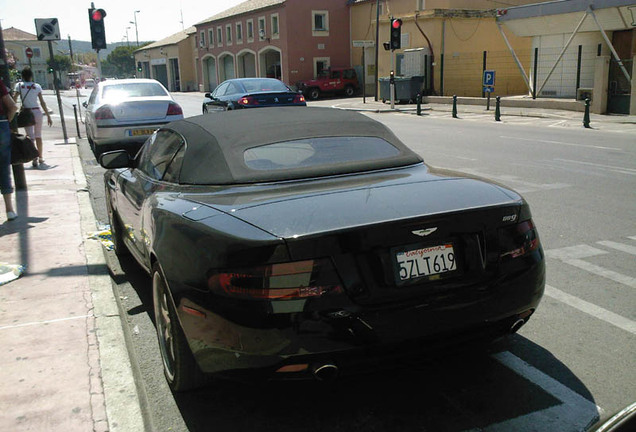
<box><xmin>133</xmin><ymin>27</ymin><xmax>198</xmax><ymax>92</ymax></box>
<box><xmin>349</xmin><ymin>0</ymin><xmax>547</xmax><ymax>98</ymax></box>
<box><xmin>3</xmin><ymin>27</ymin><xmax>58</xmax><ymax>90</ymax></box>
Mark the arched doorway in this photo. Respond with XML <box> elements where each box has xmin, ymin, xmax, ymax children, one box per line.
<box><xmin>203</xmin><ymin>56</ymin><xmax>217</xmax><ymax>91</ymax></box>
<box><xmin>219</xmin><ymin>54</ymin><xmax>236</xmax><ymax>83</ymax></box>
<box><xmin>237</xmin><ymin>50</ymin><xmax>257</xmax><ymax>78</ymax></box>
<box><xmin>258</xmin><ymin>47</ymin><xmax>282</xmax><ymax>80</ymax></box>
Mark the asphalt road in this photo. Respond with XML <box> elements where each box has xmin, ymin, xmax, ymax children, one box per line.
<box><xmin>47</xmin><ymin>90</ymin><xmax>635</xmax><ymax>432</ymax></box>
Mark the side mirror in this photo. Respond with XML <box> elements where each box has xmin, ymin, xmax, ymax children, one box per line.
<box><xmin>82</xmin><ymin>101</ymin><xmax>88</xmax><ymax>108</ymax></box>
<box><xmin>99</xmin><ymin>150</ymin><xmax>133</xmax><ymax>169</ymax></box>
<box><xmin>204</xmin><ymin>92</ymin><xmax>211</xmax><ymax>98</ymax></box>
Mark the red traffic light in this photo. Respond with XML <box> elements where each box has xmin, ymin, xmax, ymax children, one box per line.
<box><xmin>392</xmin><ymin>19</ymin><xmax>402</xmax><ymax>29</ymax></box>
<box><xmin>91</xmin><ymin>9</ymin><xmax>106</xmax><ymax>21</ymax></box>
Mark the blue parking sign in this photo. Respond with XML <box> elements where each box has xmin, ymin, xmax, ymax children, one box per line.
<box><xmin>483</xmin><ymin>70</ymin><xmax>495</xmax><ymax>87</ymax></box>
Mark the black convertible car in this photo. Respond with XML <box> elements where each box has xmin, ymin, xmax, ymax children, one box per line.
<box><xmin>99</xmin><ymin>107</ymin><xmax>545</xmax><ymax>391</ymax></box>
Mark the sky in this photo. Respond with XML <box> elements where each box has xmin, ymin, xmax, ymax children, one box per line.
<box><xmin>2</xmin><ymin>0</ymin><xmax>245</xmax><ymax>44</ymax></box>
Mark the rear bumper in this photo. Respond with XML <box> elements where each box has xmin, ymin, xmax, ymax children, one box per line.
<box><xmin>176</xmin><ymin>256</ymin><xmax>545</xmax><ymax>379</ymax></box>
<box><xmin>92</xmin><ymin>122</ymin><xmax>169</xmax><ymax>145</ymax></box>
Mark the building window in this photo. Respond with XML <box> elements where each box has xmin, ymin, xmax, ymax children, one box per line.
<box><xmin>236</xmin><ymin>22</ymin><xmax>243</xmax><ymax>43</ymax></box>
<box><xmin>258</xmin><ymin>16</ymin><xmax>266</xmax><ymax>40</ymax></box>
<box><xmin>417</xmin><ymin>0</ymin><xmax>426</xmax><ymax>10</ymax></box>
<box><xmin>312</xmin><ymin>11</ymin><xmax>329</xmax><ymax>36</ymax></box>
<box><xmin>271</xmin><ymin>14</ymin><xmax>279</xmax><ymax>38</ymax></box>
<box><xmin>217</xmin><ymin>26</ymin><xmax>223</xmax><ymax>46</ymax></box>
<box><xmin>247</xmin><ymin>19</ymin><xmax>254</xmax><ymax>42</ymax></box>
<box><xmin>226</xmin><ymin>24</ymin><xmax>233</xmax><ymax>45</ymax></box>
<box><xmin>314</xmin><ymin>57</ymin><xmax>330</xmax><ymax>77</ymax></box>
<box><xmin>209</xmin><ymin>29</ymin><xmax>214</xmax><ymax>47</ymax></box>
<box><xmin>199</xmin><ymin>31</ymin><xmax>206</xmax><ymax>47</ymax></box>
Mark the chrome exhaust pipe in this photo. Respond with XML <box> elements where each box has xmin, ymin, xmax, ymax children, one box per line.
<box><xmin>510</xmin><ymin>318</ymin><xmax>526</xmax><ymax>334</ymax></box>
<box><xmin>311</xmin><ymin>363</ymin><xmax>339</xmax><ymax>382</ymax></box>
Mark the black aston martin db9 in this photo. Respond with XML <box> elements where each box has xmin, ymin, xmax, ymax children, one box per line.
<box><xmin>99</xmin><ymin>107</ymin><xmax>545</xmax><ymax>391</ymax></box>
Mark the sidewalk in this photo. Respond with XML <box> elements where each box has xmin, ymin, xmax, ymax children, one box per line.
<box><xmin>310</xmin><ymin>96</ymin><xmax>636</xmax><ymax>131</ymax></box>
<box><xmin>0</xmin><ymin>126</ymin><xmax>144</xmax><ymax>431</ymax></box>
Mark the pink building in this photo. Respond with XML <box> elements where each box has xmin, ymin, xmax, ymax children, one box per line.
<box><xmin>194</xmin><ymin>0</ymin><xmax>351</xmax><ymax>91</ymax></box>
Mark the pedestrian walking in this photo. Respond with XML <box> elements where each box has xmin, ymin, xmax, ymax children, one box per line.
<box><xmin>1</xmin><ymin>79</ymin><xmax>18</xmax><ymax>221</ymax></box>
<box><xmin>13</xmin><ymin>67</ymin><xmax>52</xmax><ymax>168</ymax></box>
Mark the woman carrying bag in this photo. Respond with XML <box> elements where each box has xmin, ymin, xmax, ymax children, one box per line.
<box><xmin>1</xmin><ymin>79</ymin><xmax>19</xmax><ymax>221</ymax></box>
<box><xmin>13</xmin><ymin>67</ymin><xmax>52</xmax><ymax>168</ymax></box>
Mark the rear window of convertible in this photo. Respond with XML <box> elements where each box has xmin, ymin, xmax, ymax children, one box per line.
<box><xmin>243</xmin><ymin>137</ymin><xmax>400</xmax><ymax>171</ymax></box>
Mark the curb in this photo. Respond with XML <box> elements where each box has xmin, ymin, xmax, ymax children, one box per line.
<box><xmin>71</xmin><ymin>143</ymin><xmax>147</xmax><ymax>431</ymax></box>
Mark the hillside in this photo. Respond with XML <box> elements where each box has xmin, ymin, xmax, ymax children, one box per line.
<box><xmin>69</xmin><ymin>40</ymin><xmax>152</xmax><ymax>56</ymax></box>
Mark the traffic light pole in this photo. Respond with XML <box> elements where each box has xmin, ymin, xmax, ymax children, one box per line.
<box><xmin>48</xmin><ymin>40</ymin><xmax>68</xmax><ymax>142</ymax></box>
<box><xmin>390</xmin><ymin>50</ymin><xmax>395</xmax><ymax>110</ymax></box>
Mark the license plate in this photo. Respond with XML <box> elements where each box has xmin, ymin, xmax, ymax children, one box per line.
<box><xmin>394</xmin><ymin>243</ymin><xmax>457</xmax><ymax>282</ymax></box>
<box><xmin>128</xmin><ymin>128</ymin><xmax>154</xmax><ymax>137</ymax></box>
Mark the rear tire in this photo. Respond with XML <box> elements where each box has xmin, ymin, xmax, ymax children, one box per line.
<box><xmin>308</xmin><ymin>88</ymin><xmax>321</xmax><ymax>100</ymax></box>
<box><xmin>152</xmin><ymin>263</ymin><xmax>203</xmax><ymax>392</ymax></box>
<box><xmin>344</xmin><ymin>85</ymin><xmax>355</xmax><ymax>97</ymax></box>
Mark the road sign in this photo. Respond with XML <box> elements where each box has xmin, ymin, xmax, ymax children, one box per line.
<box><xmin>483</xmin><ymin>70</ymin><xmax>495</xmax><ymax>87</ymax></box>
<box><xmin>484</xmin><ymin>86</ymin><xmax>494</xmax><ymax>93</ymax></box>
<box><xmin>25</xmin><ymin>47</ymin><xmax>33</xmax><ymax>59</ymax></box>
<box><xmin>35</xmin><ymin>18</ymin><xmax>60</xmax><ymax>41</ymax></box>
<box><xmin>353</xmin><ymin>40</ymin><xmax>374</xmax><ymax>48</ymax></box>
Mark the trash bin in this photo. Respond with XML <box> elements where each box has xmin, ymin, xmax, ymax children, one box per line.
<box><xmin>379</xmin><ymin>76</ymin><xmax>424</xmax><ymax>103</ymax></box>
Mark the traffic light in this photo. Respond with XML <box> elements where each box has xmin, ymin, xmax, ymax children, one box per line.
<box><xmin>89</xmin><ymin>8</ymin><xmax>107</xmax><ymax>50</ymax></box>
<box><xmin>390</xmin><ymin>18</ymin><xmax>402</xmax><ymax>50</ymax></box>
<box><xmin>47</xmin><ymin>66</ymin><xmax>54</xmax><ymax>74</ymax></box>
<box><xmin>137</xmin><ymin>62</ymin><xmax>142</xmax><ymax>72</ymax></box>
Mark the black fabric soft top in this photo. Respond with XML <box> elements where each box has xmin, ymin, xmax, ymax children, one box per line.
<box><xmin>164</xmin><ymin>107</ymin><xmax>423</xmax><ymax>185</ymax></box>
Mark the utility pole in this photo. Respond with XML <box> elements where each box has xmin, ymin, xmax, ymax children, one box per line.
<box><xmin>374</xmin><ymin>0</ymin><xmax>380</xmax><ymax>101</ymax></box>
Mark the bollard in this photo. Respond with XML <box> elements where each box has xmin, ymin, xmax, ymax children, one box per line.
<box><xmin>583</xmin><ymin>98</ymin><xmax>591</xmax><ymax>128</ymax></box>
<box><xmin>495</xmin><ymin>96</ymin><xmax>501</xmax><ymax>122</ymax></box>
<box><xmin>416</xmin><ymin>93</ymin><xmax>422</xmax><ymax>116</ymax></box>
<box><xmin>452</xmin><ymin>95</ymin><xmax>458</xmax><ymax>118</ymax></box>
<box><xmin>73</xmin><ymin>104</ymin><xmax>82</xmax><ymax>139</ymax></box>
<box><xmin>12</xmin><ymin>164</ymin><xmax>27</xmax><ymax>191</ymax></box>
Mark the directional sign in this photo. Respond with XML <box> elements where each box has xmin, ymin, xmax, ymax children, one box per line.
<box><xmin>483</xmin><ymin>70</ymin><xmax>496</xmax><ymax>87</ymax></box>
<box><xmin>35</xmin><ymin>18</ymin><xmax>60</xmax><ymax>41</ymax></box>
<box><xmin>483</xmin><ymin>86</ymin><xmax>494</xmax><ymax>93</ymax></box>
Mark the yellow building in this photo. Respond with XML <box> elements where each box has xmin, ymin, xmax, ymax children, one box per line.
<box><xmin>133</xmin><ymin>28</ymin><xmax>198</xmax><ymax>92</ymax></box>
<box><xmin>349</xmin><ymin>0</ymin><xmax>547</xmax><ymax>98</ymax></box>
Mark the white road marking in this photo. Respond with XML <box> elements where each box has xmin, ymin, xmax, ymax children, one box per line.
<box><xmin>554</xmin><ymin>159</ymin><xmax>636</xmax><ymax>176</ymax></box>
<box><xmin>546</xmin><ymin>245</ymin><xmax>607</xmax><ymax>260</ymax></box>
<box><xmin>548</xmin><ymin>120</ymin><xmax>568</xmax><ymax>127</ymax></box>
<box><xmin>486</xmin><ymin>351</ymin><xmax>600</xmax><ymax>432</ymax></box>
<box><xmin>560</xmin><ymin>258</ymin><xmax>636</xmax><ymax>288</ymax></box>
<box><xmin>597</xmin><ymin>241</ymin><xmax>636</xmax><ymax>256</ymax></box>
<box><xmin>629</xmin><ymin>236</ymin><xmax>636</xmax><ymax>241</ymax></box>
<box><xmin>500</xmin><ymin>135</ymin><xmax>619</xmax><ymax>150</ymax></box>
<box><xmin>0</xmin><ymin>314</ymin><xmax>91</xmax><ymax>331</ymax></box>
<box><xmin>544</xmin><ymin>285</ymin><xmax>636</xmax><ymax>335</ymax></box>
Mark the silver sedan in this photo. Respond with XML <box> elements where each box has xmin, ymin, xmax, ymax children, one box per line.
<box><xmin>84</xmin><ymin>78</ymin><xmax>183</xmax><ymax>155</ymax></box>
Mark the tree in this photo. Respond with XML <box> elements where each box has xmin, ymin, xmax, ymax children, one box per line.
<box><xmin>103</xmin><ymin>45</ymin><xmax>136</xmax><ymax>78</ymax></box>
<box><xmin>48</xmin><ymin>55</ymin><xmax>72</xmax><ymax>73</ymax></box>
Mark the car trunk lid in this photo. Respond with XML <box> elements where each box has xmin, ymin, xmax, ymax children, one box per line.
<box><xmin>108</xmin><ymin>98</ymin><xmax>170</xmax><ymax>121</ymax></box>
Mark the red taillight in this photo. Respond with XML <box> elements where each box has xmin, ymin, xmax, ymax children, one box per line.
<box><xmin>293</xmin><ymin>94</ymin><xmax>306</xmax><ymax>104</ymax></box>
<box><xmin>94</xmin><ymin>105</ymin><xmax>114</xmax><ymax>120</ymax></box>
<box><xmin>166</xmin><ymin>102</ymin><xmax>183</xmax><ymax>116</ymax></box>
<box><xmin>499</xmin><ymin>220</ymin><xmax>540</xmax><ymax>259</ymax></box>
<box><xmin>238</xmin><ymin>96</ymin><xmax>258</xmax><ymax>106</ymax></box>
<box><xmin>208</xmin><ymin>259</ymin><xmax>343</xmax><ymax>300</ymax></box>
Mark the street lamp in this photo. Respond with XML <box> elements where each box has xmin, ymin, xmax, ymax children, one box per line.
<box><xmin>124</xmin><ymin>26</ymin><xmax>131</xmax><ymax>47</ymax></box>
<box><xmin>130</xmin><ymin>10</ymin><xmax>140</xmax><ymax>47</ymax></box>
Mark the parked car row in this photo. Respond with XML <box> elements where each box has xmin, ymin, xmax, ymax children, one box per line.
<box><xmin>95</xmin><ymin>85</ymin><xmax>546</xmax><ymax>392</ymax></box>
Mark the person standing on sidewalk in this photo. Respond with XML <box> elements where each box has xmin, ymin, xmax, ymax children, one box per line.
<box><xmin>12</xmin><ymin>67</ymin><xmax>52</xmax><ymax>168</ymax></box>
<box><xmin>1</xmin><ymin>79</ymin><xmax>18</xmax><ymax>221</ymax></box>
